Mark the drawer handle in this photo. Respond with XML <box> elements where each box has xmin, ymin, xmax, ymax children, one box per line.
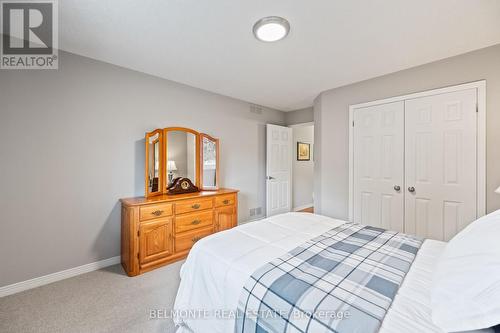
<box><xmin>191</xmin><ymin>219</ymin><xmax>201</xmax><ymax>225</ymax></box>
<box><xmin>192</xmin><ymin>236</ymin><xmax>201</xmax><ymax>243</ymax></box>
<box><xmin>191</xmin><ymin>204</ymin><xmax>201</xmax><ymax>209</ymax></box>
<box><xmin>151</xmin><ymin>210</ymin><xmax>164</xmax><ymax>216</ymax></box>
<box><xmin>223</xmin><ymin>199</ymin><xmax>230</xmax><ymax>205</ymax></box>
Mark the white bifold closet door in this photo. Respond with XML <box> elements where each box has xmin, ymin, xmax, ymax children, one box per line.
<box><xmin>353</xmin><ymin>101</ymin><xmax>405</xmax><ymax>232</ymax></box>
<box><xmin>404</xmin><ymin>89</ymin><xmax>477</xmax><ymax>241</ymax></box>
<box><xmin>353</xmin><ymin>88</ymin><xmax>478</xmax><ymax>241</ymax></box>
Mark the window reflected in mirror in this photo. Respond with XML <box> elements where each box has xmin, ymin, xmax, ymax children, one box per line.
<box><xmin>166</xmin><ymin>131</ymin><xmax>197</xmax><ymax>187</ymax></box>
<box><xmin>202</xmin><ymin>136</ymin><xmax>218</xmax><ymax>189</ymax></box>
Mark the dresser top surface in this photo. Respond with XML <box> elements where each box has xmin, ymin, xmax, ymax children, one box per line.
<box><xmin>120</xmin><ymin>188</ymin><xmax>239</xmax><ymax>207</ymax></box>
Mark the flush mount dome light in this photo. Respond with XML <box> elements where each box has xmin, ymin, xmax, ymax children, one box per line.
<box><xmin>253</xmin><ymin>16</ymin><xmax>290</xmax><ymax>42</ymax></box>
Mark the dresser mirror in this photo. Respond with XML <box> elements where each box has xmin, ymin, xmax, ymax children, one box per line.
<box><xmin>145</xmin><ymin>129</ymin><xmax>164</xmax><ymax>197</ymax></box>
<box><xmin>201</xmin><ymin>134</ymin><xmax>219</xmax><ymax>190</ymax></box>
<box><xmin>166</xmin><ymin>129</ymin><xmax>199</xmax><ymax>187</ymax></box>
<box><xmin>145</xmin><ymin>127</ymin><xmax>220</xmax><ymax>197</ymax></box>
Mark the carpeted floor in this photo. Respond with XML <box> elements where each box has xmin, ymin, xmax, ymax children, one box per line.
<box><xmin>0</xmin><ymin>260</ymin><xmax>184</xmax><ymax>333</ymax></box>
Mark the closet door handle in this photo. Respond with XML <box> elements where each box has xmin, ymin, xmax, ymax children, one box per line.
<box><xmin>394</xmin><ymin>185</ymin><xmax>401</xmax><ymax>191</ymax></box>
<box><xmin>408</xmin><ymin>186</ymin><xmax>416</xmax><ymax>193</ymax></box>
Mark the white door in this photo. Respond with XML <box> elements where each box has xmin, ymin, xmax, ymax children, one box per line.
<box><xmin>353</xmin><ymin>101</ymin><xmax>405</xmax><ymax>231</ymax></box>
<box><xmin>266</xmin><ymin>124</ymin><xmax>292</xmax><ymax>217</ymax></box>
<box><xmin>405</xmin><ymin>89</ymin><xmax>477</xmax><ymax>241</ymax></box>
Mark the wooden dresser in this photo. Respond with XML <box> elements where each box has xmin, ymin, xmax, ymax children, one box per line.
<box><xmin>120</xmin><ymin>188</ymin><xmax>238</xmax><ymax>276</ymax></box>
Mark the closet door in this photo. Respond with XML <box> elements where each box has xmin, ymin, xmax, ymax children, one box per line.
<box><xmin>405</xmin><ymin>89</ymin><xmax>477</xmax><ymax>241</ymax></box>
<box><xmin>353</xmin><ymin>101</ymin><xmax>405</xmax><ymax>231</ymax></box>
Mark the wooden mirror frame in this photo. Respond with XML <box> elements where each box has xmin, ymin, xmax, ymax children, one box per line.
<box><xmin>145</xmin><ymin>129</ymin><xmax>165</xmax><ymax>198</ymax></box>
<box><xmin>145</xmin><ymin>127</ymin><xmax>221</xmax><ymax>197</ymax></box>
<box><xmin>163</xmin><ymin>127</ymin><xmax>201</xmax><ymax>191</ymax></box>
<box><xmin>200</xmin><ymin>133</ymin><xmax>220</xmax><ymax>191</ymax></box>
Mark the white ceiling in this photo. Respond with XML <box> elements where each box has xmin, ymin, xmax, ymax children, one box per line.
<box><xmin>60</xmin><ymin>0</ymin><xmax>500</xmax><ymax>111</ymax></box>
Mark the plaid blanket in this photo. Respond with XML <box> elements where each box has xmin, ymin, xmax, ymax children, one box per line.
<box><xmin>236</xmin><ymin>223</ymin><xmax>423</xmax><ymax>333</ymax></box>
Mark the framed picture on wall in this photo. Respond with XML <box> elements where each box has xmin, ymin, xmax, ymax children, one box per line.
<box><xmin>297</xmin><ymin>142</ymin><xmax>311</xmax><ymax>161</ymax></box>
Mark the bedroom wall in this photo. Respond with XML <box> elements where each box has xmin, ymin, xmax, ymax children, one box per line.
<box><xmin>314</xmin><ymin>43</ymin><xmax>500</xmax><ymax>219</ymax></box>
<box><xmin>0</xmin><ymin>50</ymin><xmax>285</xmax><ymax>287</ymax></box>
<box><xmin>285</xmin><ymin>107</ymin><xmax>314</xmax><ymax>125</ymax></box>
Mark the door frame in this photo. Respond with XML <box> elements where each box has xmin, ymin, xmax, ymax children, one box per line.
<box><xmin>348</xmin><ymin>80</ymin><xmax>486</xmax><ymax>222</ymax></box>
<box><xmin>288</xmin><ymin>122</ymin><xmax>315</xmax><ymax>211</ymax></box>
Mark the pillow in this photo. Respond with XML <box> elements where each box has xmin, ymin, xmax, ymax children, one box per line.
<box><xmin>431</xmin><ymin>209</ymin><xmax>500</xmax><ymax>332</ymax></box>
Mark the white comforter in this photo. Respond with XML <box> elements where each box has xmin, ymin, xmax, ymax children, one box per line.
<box><xmin>173</xmin><ymin>213</ymin><xmax>452</xmax><ymax>333</ymax></box>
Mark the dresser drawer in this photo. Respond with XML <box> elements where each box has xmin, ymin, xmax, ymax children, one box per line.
<box><xmin>215</xmin><ymin>194</ymin><xmax>236</xmax><ymax>207</ymax></box>
<box><xmin>175</xmin><ymin>210</ymin><xmax>213</xmax><ymax>233</ymax></box>
<box><xmin>139</xmin><ymin>203</ymin><xmax>173</xmax><ymax>221</ymax></box>
<box><xmin>175</xmin><ymin>226</ymin><xmax>213</xmax><ymax>253</ymax></box>
<box><xmin>175</xmin><ymin>198</ymin><xmax>213</xmax><ymax>215</ymax></box>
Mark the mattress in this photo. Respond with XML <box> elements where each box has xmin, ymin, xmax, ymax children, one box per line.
<box><xmin>173</xmin><ymin>212</ymin><xmax>479</xmax><ymax>333</ymax></box>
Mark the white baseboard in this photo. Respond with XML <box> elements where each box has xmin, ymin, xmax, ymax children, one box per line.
<box><xmin>0</xmin><ymin>256</ymin><xmax>121</xmax><ymax>298</ymax></box>
<box><xmin>293</xmin><ymin>203</ymin><xmax>314</xmax><ymax>212</ymax></box>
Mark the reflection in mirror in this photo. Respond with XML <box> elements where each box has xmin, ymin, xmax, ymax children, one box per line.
<box><xmin>202</xmin><ymin>136</ymin><xmax>217</xmax><ymax>188</ymax></box>
<box><xmin>166</xmin><ymin>131</ymin><xmax>197</xmax><ymax>186</ymax></box>
<box><xmin>148</xmin><ymin>133</ymin><xmax>160</xmax><ymax>193</ymax></box>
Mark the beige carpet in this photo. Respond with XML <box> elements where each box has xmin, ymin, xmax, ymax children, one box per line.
<box><xmin>0</xmin><ymin>261</ymin><xmax>184</xmax><ymax>333</ymax></box>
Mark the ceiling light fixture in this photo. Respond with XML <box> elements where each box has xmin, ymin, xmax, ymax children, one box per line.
<box><xmin>253</xmin><ymin>16</ymin><xmax>290</xmax><ymax>42</ymax></box>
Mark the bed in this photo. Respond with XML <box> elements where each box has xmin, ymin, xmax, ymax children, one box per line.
<box><xmin>173</xmin><ymin>212</ymin><xmax>493</xmax><ymax>333</ymax></box>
